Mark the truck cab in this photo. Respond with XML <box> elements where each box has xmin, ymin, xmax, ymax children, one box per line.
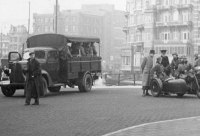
<box><xmin>0</xmin><ymin>34</ymin><xmax>101</xmax><ymax>97</ymax></box>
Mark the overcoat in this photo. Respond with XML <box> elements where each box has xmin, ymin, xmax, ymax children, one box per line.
<box><xmin>141</xmin><ymin>56</ymin><xmax>153</xmax><ymax>87</ymax></box>
<box><xmin>161</xmin><ymin>56</ymin><xmax>169</xmax><ymax>68</ymax></box>
<box><xmin>194</xmin><ymin>58</ymin><xmax>200</xmax><ymax>67</ymax></box>
<box><xmin>150</xmin><ymin>63</ymin><xmax>164</xmax><ymax>78</ymax></box>
<box><xmin>25</xmin><ymin>58</ymin><xmax>44</xmax><ymax>98</ymax></box>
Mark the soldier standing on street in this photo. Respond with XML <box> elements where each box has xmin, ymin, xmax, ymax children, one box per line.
<box><xmin>25</xmin><ymin>52</ymin><xmax>43</xmax><ymax>106</ymax></box>
<box><xmin>160</xmin><ymin>50</ymin><xmax>169</xmax><ymax>68</ymax></box>
<box><xmin>141</xmin><ymin>50</ymin><xmax>155</xmax><ymax>96</ymax></box>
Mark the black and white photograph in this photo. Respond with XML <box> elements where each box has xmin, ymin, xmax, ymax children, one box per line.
<box><xmin>1</xmin><ymin>0</ymin><xmax>200</xmax><ymax>135</ymax></box>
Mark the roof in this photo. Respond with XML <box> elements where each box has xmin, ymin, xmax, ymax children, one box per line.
<box><xmin>27</xmin><ymin>33</ymin><xmax>100</xmax><ymax>49</ymax></box>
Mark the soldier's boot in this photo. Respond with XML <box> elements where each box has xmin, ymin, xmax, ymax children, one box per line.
<box><xmin>32</xmin><ymin>98</ymin><xmax>39</xmax><ymax>105</ymax></box>
<box><xmin>145</xmin><ymin>90</ymin><xmax>151</xmax><ymax>96</ymax></box>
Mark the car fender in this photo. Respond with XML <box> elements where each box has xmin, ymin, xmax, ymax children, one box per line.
<box><xmin>41</xmin><ymin>69</ymin><xmax>53</xmax><ymax>86</ymax></box>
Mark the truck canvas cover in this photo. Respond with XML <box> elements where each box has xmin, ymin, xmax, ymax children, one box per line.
<box><xmin>27</xmin><ymin>34</ymin><xmax>100</xmax><ymax>49</ymax></box>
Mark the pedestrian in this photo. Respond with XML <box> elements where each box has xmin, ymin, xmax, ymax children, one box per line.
<box><xmin>141</xmin><ymin>49</ymin><xmax>155</xmax><ymax>96</ymax></box>
<box><xmin>171</xmin><ymin>52</ymin><xmax>179</xmax><ymax>77</ymax></box>
<box><xmin>25</xmin><ymin>51</ymin><xmax>43</xmax><ymax>105</ymax></box>
<box><xmin>160</xmin><ymin>50</ymin><xmax>169</xmax><ymax>68</ymax></box>
<box><xmin>194</xmin><ymin>54</ymin><xmax>200</xmax><ymax>67</ymax></box>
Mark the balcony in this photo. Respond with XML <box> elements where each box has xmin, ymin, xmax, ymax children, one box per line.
<box><xmin>177</xmin><ymin>4</ymin><xmax>193</xmax><ymax>10</ymax></box>
<box><xmin>154</xmin><ymin>39</ymin><xmax>192</xmax><ymax>45</ymax></box>
<box><xmin>144</xmin><ymin>5</ymin><xmax>156</xmax><ymax>13</ymax></box>
<box><xmin>156</xmin><ymin>5</ymin><xmax>172</xmax><ymax>11</ymax></box>
<box><xmin>156</xmin><ymin>21</ymin><xmax>193</xmax><ymax>27</ymax></box>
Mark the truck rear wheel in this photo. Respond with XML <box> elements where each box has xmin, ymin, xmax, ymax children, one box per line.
<box><xmin>1</xmin><ymin>86</ymin><xmax>16</xmax><ymax>97</ymax></box>
<box><xmin>78</xmin><ymin>73</ymin><xmax>93</xmax><ymax>92</ymax></box>
<box><xmin>48</xmin><ymin>86</ymin><xmax>61</xmax><ymax>93</ymax></box>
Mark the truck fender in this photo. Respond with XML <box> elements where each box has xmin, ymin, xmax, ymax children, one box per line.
<box><xmin>41</xmin><ymin>70</ymin><xmax>53</xmax><ymax>86</ymax></box>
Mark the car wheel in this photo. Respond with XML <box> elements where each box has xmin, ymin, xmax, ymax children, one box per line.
<box><xmin>150</xmin><ymin>79</ymin><xmax>162</xmax><ymax>97</ymax></box>
<box><xmin>78</xmin><ymin>73</ymin><xmax>93</xmax><ymax>92</ymax></box>
<box><xmin>1</xmin><ymin>86</ymin><xmax>16</xmax><ymax>97</ymax></box>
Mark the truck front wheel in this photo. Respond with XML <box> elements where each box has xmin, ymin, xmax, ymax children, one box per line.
<box><xmin>1</xmin><ymin>86</ymin><xmax>16</xmax><ymax>97</ymax></box>
<box><xmin>78</xmin><ymin>73</ymin><xmax>93</xmax><ymax>92</ymax></box>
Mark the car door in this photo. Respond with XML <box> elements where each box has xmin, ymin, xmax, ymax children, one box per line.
<box><xmin>46</xmin><ymin>50</ymin><xmax>59</xmax><ymax>82</ymax></box>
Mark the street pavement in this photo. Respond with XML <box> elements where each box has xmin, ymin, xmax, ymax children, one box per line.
<box><xmin>0</xmin><ymin>86</ymin><xmax>200</xmax><ymax>136</ymax></box>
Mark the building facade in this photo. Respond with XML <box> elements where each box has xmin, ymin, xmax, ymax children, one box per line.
<box><xmin>122</xmin><ymin>0</ymin><xmax>200</xmax><ymax>74</ymax></box>
<box><xmin>33</xmin><ymin>4</ymin><xmax>126</xmax><ymax>72</ymax></box>
<box><xmin>8</xmin><ymin>25</ymin><xmax>28</xmax><ymax>53</ymax></box>
<box><xmin>0</xmin><ymin>33</ymin><xmax>9</xmax><ymax>58</ymax></box>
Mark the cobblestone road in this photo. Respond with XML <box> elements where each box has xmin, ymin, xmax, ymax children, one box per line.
<box><xmin>0</xmin><ymin>87</ymin><xmax>200</xmax><ymax>136</ymax></box>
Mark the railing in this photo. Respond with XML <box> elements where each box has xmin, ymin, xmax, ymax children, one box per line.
<box><xmin>156</xmin><ymin>21</ymin><xmax>192</xmax><ymax>27</ymax></box>
<box><xmin>103</xmin><ymin>72</ymin><xmax>142</xmax><ymax>86</ymax></box>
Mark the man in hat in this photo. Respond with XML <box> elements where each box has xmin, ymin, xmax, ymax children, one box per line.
<box><xmin>171</xmin><ymin>52</ymin><xmax>179</xmax><ymax>77</ymax></box>
<box><xmin>25</xmin><ymin>51</ymin><xmax>43</xmax><ymax>105</ymax></box>
<box><xmin>160</xmin><ymin>50</ymin><xmax>169</xmax><ymax>68</ymax></box>
<box><xmin>141</xmin><ymin>49</ymin><xmax>155</xmax><ymax>96</ymax></box>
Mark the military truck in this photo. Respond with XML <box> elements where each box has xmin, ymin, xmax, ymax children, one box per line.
<box><xmin>0</xmin><ymin>34</ymin><xmax>101</xmax><ymax>97</ymax></box>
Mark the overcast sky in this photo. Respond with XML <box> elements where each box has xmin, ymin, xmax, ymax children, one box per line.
<box><xmin>0</xmin><ymin>0</ymin><xmax>126</xmax><ymax>33</ymax></box>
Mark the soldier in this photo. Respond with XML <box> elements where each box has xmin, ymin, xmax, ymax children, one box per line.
<box><xmin>160</xmin><ymin>50</ymin><xmax>169</xmax><ymax>68</ymax></box>
<box><xmin>150</xmin><ymin>57</ymin><xmax>164</xmax><ymax>79</ymax></box>
<box><xmin>194</xmin><ymin>54</ymin><xmax>200</xmax><ymax>67</ymax></box>
<box><xmin>171</xmin><ymin>52</ymin><xmax>179</xmax><ymax>77</ymax></box>
<box><xmin>141</xmin><ymin>49</ymin><xmax>155</xmax><ymax>96</ymax></box>
<box><xmin>25</xmin><ymin>52</ymin><xmax>43</xmax><ymax>105</ymax></box>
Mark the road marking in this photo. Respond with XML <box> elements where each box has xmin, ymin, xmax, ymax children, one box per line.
<box><xmin>102</xmin><ymin>116</ymin><xmax>200</xmax><ymax>136</ymax></box>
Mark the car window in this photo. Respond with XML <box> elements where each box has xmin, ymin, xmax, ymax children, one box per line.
<box><xmin>35</xmin><ymin>51</ymin><xmax>45</xmax><ymax>59</ymax></box>
<box><xmin>48</xmin><ymin>51</ymin><xmax>58</xmax><ymax>62</ymax></box>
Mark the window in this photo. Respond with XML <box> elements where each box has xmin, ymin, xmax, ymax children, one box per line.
<box><xmin>48</xmin><ymin>51</ymin><xmax>58</xmax><ymax>62</ymax></box>
<box><xmin>123</xmin><ymin>56</ymin><xmax>130</xmax><ymax>65</ymax></box>
<box><xmin>183</xmin><ymin>13</ymin><xmax>189</xmax><ymax>22</ymax></box>
<box><xmin>165</xmin><ymin>0</ymin><xmax>169</xmax><ymax>6</ymax></box>
<box><xmin>183</xmin><ymin>32</ymin><xmax>189</xmax><ymax>40</ymax></box>
<box><xmin>164</xmin><ymin>33</ymin><xmax>169</xmax><ymax>41</ymax></box>
<box><xmin>35</xmin><ymin>50</ymin><xmax>45</xmax><ymax>59</ymax></box>
<box><xmin>173</xmin><ymin>10</ymin><xmax>179</xmax><ymax>21</ymax></box>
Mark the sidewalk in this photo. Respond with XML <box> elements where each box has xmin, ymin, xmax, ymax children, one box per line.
<box><xmin>103</xmin><ymin>116</ymin><xmax>200</xmax><ymax>136</ymax></box>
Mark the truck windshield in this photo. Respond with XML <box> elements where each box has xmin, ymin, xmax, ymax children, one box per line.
<box><xmin>23</xmin><ymin>50</ymin><xmax>46</xmax><ymax>60</ymax></box>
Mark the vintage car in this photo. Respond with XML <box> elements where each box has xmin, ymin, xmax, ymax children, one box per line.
<box><xmin>150</xmin><ymin>66</ymin><xmax>200</xmax><ymax>98</ymax></box>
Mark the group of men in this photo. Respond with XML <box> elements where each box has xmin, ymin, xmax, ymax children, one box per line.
<box><xmin>60</xmin><ymin>42</ymin><xmax>97</xmax><ymax>60</ymax></box>
<box><xmin>141</xmin><ymin>49</ymin><xmax>200</xmax><ymax>96</ymax></box>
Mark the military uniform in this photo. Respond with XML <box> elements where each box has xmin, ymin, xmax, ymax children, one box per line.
<box><xmin>161</xmin><ymin>55</ymin><xmax>169</xmax><ymax>68</ymax></box>
<box><xmin>25</xmin><ymin>57</ymin><xmax>43</xmax><ymax>105</ymax></box>
<box><xmin>194</xmin><ymin>58</ymin><xmax>200</xmax><ymax>67</ymax></box>
<box><xmin>171</xmin><ymin>58</ymin><xmax>179</xmax><ymax>77</ymax></box>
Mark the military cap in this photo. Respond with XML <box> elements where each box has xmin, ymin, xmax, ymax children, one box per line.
<box><xmin>172</xmin><ymin>52</ymin><xmax>178</xmax><ymax>56</ymax></box>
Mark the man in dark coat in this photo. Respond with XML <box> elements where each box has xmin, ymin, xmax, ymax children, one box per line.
<box><xmin>25</xmin><ymin>52</ymin><xmax>43</xmax><ymax>105</ymax></box>
<box><xmin>141</xmin><ymin>49</ymin><xmax>155</xmax><ymax>96</ymax></box>
<box><xmin>171</xmin><ymin>52</ymin><xmax>179</xmax><ymax>77</ymax></box>
<box><xmin>160</xmin><ymin>50</ymin><xmax>169</xmax><ymax>68</ymax></box>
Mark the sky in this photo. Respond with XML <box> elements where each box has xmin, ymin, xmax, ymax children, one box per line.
<box><xmin>0</xmin><ymin>0</ymin><xmax>126</xmax><ymax>33</ymax></box>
